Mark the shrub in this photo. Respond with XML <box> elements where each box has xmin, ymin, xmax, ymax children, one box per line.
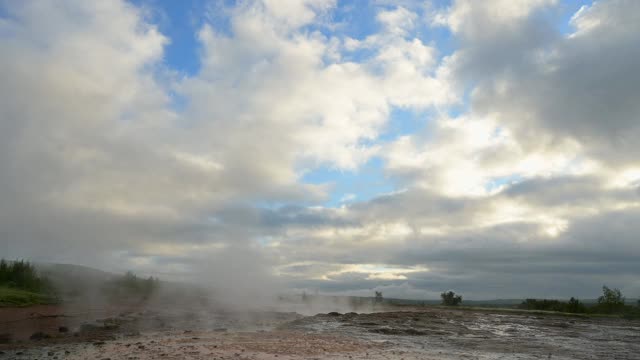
<box><xmin>374</xmin><ymin>291</ymin><xmax>383</xmax><ymax>303</ymax></box>
<box><xmin>441</xmin><ymin>291</ymin><xmax>462</xmax><ymax>306</ymax></box>
<box><xmin>594</xmin><ymin>285</ymin><xmax>626</xmax><ymax>314</ymax></box>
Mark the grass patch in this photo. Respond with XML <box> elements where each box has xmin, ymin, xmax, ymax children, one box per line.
<box><xmin>0</xmin><ymin>286</ymin><xmax>57</xmax><ymax>307</ymax></box>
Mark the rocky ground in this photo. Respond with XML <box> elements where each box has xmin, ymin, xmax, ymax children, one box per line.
<box><xmin>1</xmin><ymin>306</ymin><xmax>639</xmax><ymax>359</ymax></box>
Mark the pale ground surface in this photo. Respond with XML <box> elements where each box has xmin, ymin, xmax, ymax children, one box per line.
<box><xmin>1</xmin><ymin>305</ymin><xmax>639</xmax><ymax>359</ymax></box>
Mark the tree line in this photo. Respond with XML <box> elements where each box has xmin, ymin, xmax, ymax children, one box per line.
<box><xmin>0</xmin><ymin>259</ymin><xmax>55</xmax><ymax>294</ymax></box>
<box><xmin>441</xmin><ymin>286</ymin><xmax>639</xmax><ymax>318</ymax></box>
<box><xmin>101</xmin><ymin>270</ymin><xmax>160</xmax><ymax>301</ymax></box>
<box><xmin>519</xmin><ymin>286</ymin><xmax>639</xmax><ymax>316</ymax></box>
<box><xmin>1</xmin><ymin>259</ymin><xmax>160</xmax><ymax>304</ymax></box>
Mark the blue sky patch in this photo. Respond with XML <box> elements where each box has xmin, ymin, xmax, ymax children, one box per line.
<box><xmin>303</xmin><ymin>157</ymin><xmax>396</xmax><ymax>207</ymax></box>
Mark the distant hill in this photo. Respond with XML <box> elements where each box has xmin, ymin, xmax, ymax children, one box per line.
<box><xmin>34</xmin><ymin>263</ymin><xmax>118</xmax><ymax>300</ymax></box>
<box><xmin>38</xmin><ymin>262</ymin><xmax>114</xmax><ymax>284</ymax></box>
<box><xmin>32</xmin><ymin>263</ymin><xmax>206</xmax><ymax>305</ymax></box>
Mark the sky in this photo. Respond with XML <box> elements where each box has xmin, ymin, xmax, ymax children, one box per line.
<box><xmin>1</xmin><ymin>0</ymin><xmax>639</xmax><ymax>300</ymax></box>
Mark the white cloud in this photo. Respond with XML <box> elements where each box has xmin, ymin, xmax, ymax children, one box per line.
<box><xmin>382</xmin><ymin>113</ymin><xmax>594</xmax><ymax>197</ymax></box>
<box><xmin>433</xmin><ymin>0</ymin><xmax>557</xmax><ymax>36</ymax></box>
<box><xmin>376</xmin><ymin>6</ymin><xmax>417</xmax><ymax>36</ymax></box>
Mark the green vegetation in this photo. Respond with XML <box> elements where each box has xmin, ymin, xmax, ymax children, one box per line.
<box><xmin>520</xmin><ymin>297</ymin><xmax>587</xmax><ymax>313</ymax></box>
<box><xmin>0</xmin><ymin>259</ymin><xmax>57</xmax><ymax>306</ymax></box>
<box><xmin>0</xmin><ymin>259</ymin><xmax>162</xmax><ymax>306</ymax></box>
<box><xmin>0</xmin><ymin>286</ymin><xmax>56</xmax><ymax>306</ymax></box>
<box><xmin>441</xmin><ymin>291</ymin><xmax>463</xmax><ymax>306</ymax></box>
<box><xmin>520</xmin><ymin>286</ymin><xmax>640</xmax><ymax>318</ymax></box>
<box><xmin>593</xmin><ymin>286</ymin><xmax>626</xmax><ymax>314</ymax></box>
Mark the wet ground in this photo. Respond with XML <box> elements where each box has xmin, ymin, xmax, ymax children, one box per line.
<box><xmin>287</xmin><ymin>308</ymin><xmax>640</xmax><ymax>359</ymax></box>
<box><xmin>1</xmin><ymin>306</ymin><xmax>639</xmax><ymax>359</ymax></box>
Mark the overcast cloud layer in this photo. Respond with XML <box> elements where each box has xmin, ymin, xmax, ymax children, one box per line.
<box><xmin>1</xmin><ymin>0</ymin><xmax>639</xmax><ymax>300</ymax></box>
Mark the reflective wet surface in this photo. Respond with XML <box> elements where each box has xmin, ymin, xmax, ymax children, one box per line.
<box><xmin>1</xmin><ymin>307</ymin><xmax>639</xmax><ymax>359</ymax></box>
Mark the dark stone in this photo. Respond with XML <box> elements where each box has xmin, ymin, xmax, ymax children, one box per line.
<box><xmin>58</xmin><ymin>326</ymin><xmax>69</xmax><ymax>333</ymax></box>
<box><xmin>369</xmin><ymin>327</ymin><xmax>429</xmax><ymax>336</ymax></box>
<box><xmin>0</xmin><ymin>333</ymin><xmax>11</xmax><ymax>344</ymax></box>
<box><xmin>80</xmin><ymin>323</ymin><xmax>102</xmax><ymax>333</ymax></box>
<box><xmin>30</xmin><ymin>331</ymin><xmax>51</xmax><ymax>340</ymax></box>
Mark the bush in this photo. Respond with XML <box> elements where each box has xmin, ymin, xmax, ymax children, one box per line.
<box><xmin>441</xmin><ymin>291</ymin><xmax>462</xmax><ymax>306</ymax></box>
<box><xmin>375</xmin><ymin>291</ymin><xmax>383</xmax><ymax>303</ymax></box>
<box><xmin>593</xmin><ymin>285</ymin><xmax>626</xmax><ymax>314</ymax></box>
